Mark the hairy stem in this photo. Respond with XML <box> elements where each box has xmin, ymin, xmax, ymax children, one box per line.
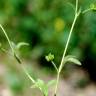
<box><xmin>54</xmin><ymin>0</ymin><xmax>79</xmax><ymax>95</ymax></box>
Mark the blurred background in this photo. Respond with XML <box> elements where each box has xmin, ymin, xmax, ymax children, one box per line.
<box><xmin>0</xmin><ymin>0</ymin><xmax>96</xmax><ymax>96</ymax></box>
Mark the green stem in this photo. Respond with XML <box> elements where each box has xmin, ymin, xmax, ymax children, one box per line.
<box><xmin>21</xmin><ymin>64</ymin><xmax>35</xmax><ymax>83</ymax></box>
<box><xmin>54</xmin><ymin>14</ymin><xmax>78</xmax><ymax>95</ymax></box>
<box><xmin>0</xmin><ymin>24</ymin><xmax>14</xmax><ymax>53</ymax></box>
<box><xmin>54</xmin><ymin>72</ymin><xmax>60</xmax><ymax>95</ymax></box>
<box><xmin>0</xmin><ymin>24</ymin><xmax>22</xmax><ymax>64</ymax></box>
<box><xmin>0</xmin><ymin>24</ymin><xmax>35</xmax><ymax>83</ymax></box>
<box><xmin>59</xmin><ymin>13</ymin><xmax>78</xmax><ymax>73</ymax></box>
<box><xmin>75</xmin><ymin>0</ymin><xmax>78</xmax><ymax>14</ymax></box>
<box><xmin>51</xmin><ymin>61</ymin><xmax>58</xmax><ymax>72</ymax></box>
<box><xmin>54</xmin><ymin>0</ymin><xmax>79</xmax><ymax>95</ymax></box>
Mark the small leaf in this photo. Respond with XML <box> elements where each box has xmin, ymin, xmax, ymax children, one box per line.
<box><xmin>45</xmin><ymin>53</ymin><xmax>54</xmax><ymax>62</ymax></box>
<box><xmin>63</xmin><ymin>55</ymin><xmax>81</xmax><ymax>65</ymax></box>
<box><xmin>59</xmin><ymin>55</ymin><xmax>81</xmax><ymax>72</ymax></box>
<box><xmin>31</xmin><ymin>79</ymin><xmax>44</xmax><ymax>89</ymax></box>
<box><xmin>31</xmin><ymin>79</ymin><xmax>48</xmax><ymax>96</ymax></box>
<box><xmin>16</xmin><ymin>42</ymin><xmax>29</xmax><ymax>49</ymax></box>
<box><xmin>66</xmin><ymin>57</ymin><xmax>81</xmax><ymax>65</ymax></box>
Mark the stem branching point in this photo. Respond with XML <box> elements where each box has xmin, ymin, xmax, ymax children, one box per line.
<box><xmin>54</xmin><ymin>0</ymin><xmax>80</xmax><ymax>95</ymax></box>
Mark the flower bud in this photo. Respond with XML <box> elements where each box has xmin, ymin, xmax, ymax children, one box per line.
<box><xmin>90</xmin><ymin>4</ymin><xmax>96</xmax><ymax>11</ymax></box>
<box><xmin>45</xmin><ymin>53</ymin><xmax>54</xmax><ymax>62</ymax></box>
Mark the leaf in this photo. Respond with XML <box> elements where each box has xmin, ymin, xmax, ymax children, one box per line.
<box><xmin>11</xmin><ymin>42</ymin><xmax>29</xmax><ymax>51</ymax></box>
<box><xmin>16</xmin><ymin>42</ymin><xmax>29</xmax><ymax>49</ymax></box>
<box><xmin>66</xmin><ymin>57</ymin><xmax>81</xmax><ymax>65</ymax></box>
<box><xmin>31</xmin><ymin>79</ymin><xmax>48</xmax><ymax>96</ymax></box>
<box><xmin>10</xmin><ymin>42</ymin><xmax>28</xmax><ymax>64</ymax></box>
<box><xmin>63</xmin><ymin>55</ymin><xmax>81</xmax><ymax>66</ymax></box>
<box><xmin>31</xmin><ymin>79</ymin><xmax>56</xmax><ymax>96</ymax></box>
<box><xmin>31</xmin><ymin>79</ymin><xmax>44</xmax><ymax>88</ymax></box>
<box><xmin>45</xmin><ymin>53</ymin><xmax>54</xmax><ymax>62</ymax></box>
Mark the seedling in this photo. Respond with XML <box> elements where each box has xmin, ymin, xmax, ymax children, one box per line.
<box><xmin>0</xmin><ymin>0</ymin><xmax>96</xmax><ymax>96</ymax></box>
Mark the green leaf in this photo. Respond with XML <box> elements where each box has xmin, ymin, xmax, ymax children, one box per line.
<box><xmin>16</xmin><ymin>42</ymin><xmax>29</xmax><ymax>49</ymax></box>
<box><xmin>31</xmin><ymin>79</ymin><xmax>48</xmax><ymax>96</ymax></box>
<box><xmin>45</xmin><ymin>53</ymin><xmax>54</xmax><ymax>62</ymax></box>
<box><xmin>66</xmin><ymin>57</ymin><xmax>81</xmax><ymax>65</ymax></box>
<box><xmin>31</xmin><ymin>79</ymin><xmax>44</xmax><ymax>88</ymax></box>
<box><xmin>31</xmin><ymin>79</ymin><xmax>56</xmax><ymax>96</ymax></box>
<box><xmin>11</xmin><ymin>42</ymin><xmax>29</xmax><ymax>51</ymax></box>
<box><xmin>63</xmin><ymin>55</ymin><xmax>81</xmax><ymax>65</ymax></box>
<box><xmin>10</xmin><ymin>42</ymin><xmax>29</xmax><ymax>64</ymax></box>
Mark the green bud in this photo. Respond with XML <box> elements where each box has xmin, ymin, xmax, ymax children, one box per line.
<box><xmin>90</xmin><ymin>3</ymin><xmax>96</xmax><ymax>11</ymax></box>
<box><xmin>45</xmin><ymin>53</ymin><xmax>54</xmax><ymax>62</ymax></box>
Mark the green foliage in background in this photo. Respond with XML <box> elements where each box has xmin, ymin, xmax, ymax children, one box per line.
<box><xmin>0</xmin><ymin>0</ymin><xmax>96</xmax><ymax>96</ymax></box>
<box><xmin>0</xmin><ymin>0</ymin><xmax>96</xmax><ymax>64</ymax></box>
